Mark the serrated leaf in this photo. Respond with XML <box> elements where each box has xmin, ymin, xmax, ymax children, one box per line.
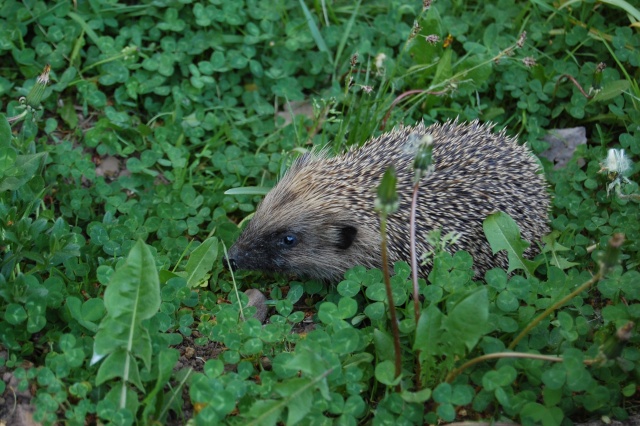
<box><xmin>96</xmin><ymin>349</ymin><xmax>144</xmax><ymax>390</ymax></box>
<box><xmin>483</xmin><ymin>211</ymin><xmax>540</xmax><ymax>277</ymax></box>
<box><xmin>247</xmin><ymin>399</ymin><xmax>282</xmax><ymax>426</ymax></box>
<box><xmin>92</xmin><ymin>240</ymin><xmax>160</xmax><ymax>374</ymax></box>
<box><xmin>550</xmin><ymin>256</ymin><xmax>580</xmax><ymax>270</ymax></box>
<box><xmin>274</xmin><ymin>377</ymin><xmax>313</xmax><ymax>425</ymax></box>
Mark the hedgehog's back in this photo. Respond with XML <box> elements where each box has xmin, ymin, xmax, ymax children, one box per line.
<box><xmin>370</xmin><ymin>120</ymin><xmax>550</xmax><ymax>277</ymax></box>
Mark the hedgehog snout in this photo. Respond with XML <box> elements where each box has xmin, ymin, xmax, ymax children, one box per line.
<box><xmin>223</xmin><ymin>244</ymin><xmax>241</xmax><ymax>271</ymax></box>
<box><xmin>223</xmin><ymin>255</ymin><xmax>238</xmax><ymax>271</ymax></box>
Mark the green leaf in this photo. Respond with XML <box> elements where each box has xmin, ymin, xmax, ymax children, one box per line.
<box><xmin>184</xmin><ymin>237</ymin><xmax>218</xmax><ymax>288</ymax></box>
<box><xmin>59</xmin><ymin>99</ymin><xmax>79</xmax><ymax>129</ymax></box>
<box><xmin>0</xmin><ymin>152</ymin><xmax>47</xmax><ymax>191</ymax></box>
<box><xmin>332</xmin><ymin>327</ymin><xmax>360</xmax><ymax>355</ymax></box>
<box><xmin>541</xmin><ymin>364</ymin><xmax>566</xmax><ymax>389</ymax></box>
<box><xmin>374</xmin><ymin>360</ymin><xmax>400</xmax><ymax>386</ymax></box>
<box><xmin>4</xmin><ymin>304</ymin><xmax>27</xmax><ymax>325</ymax></box>
<box><xmin>82</xmin><ymin>298</ymin><xmax>106</xmax><ymax>322</ymax></box>
<box><xmin>432</xmin><ymin>382</ymin><xmax>452</xmax><ymax>403</ymax></box>
<box><xmin>0</xmin><ymin>114</ymin><xmax>11</xmax><ymax>147</ymax></box>
<box><xmin>141</xmin><ymin>348</ymin><xmax>180</xmax><ymax>422</ymax></box>
<box><xmin>26</xmin><ymin>304</ymin><xmax>46</xmax><ymax>333</ymax></box>
<box><xmin>482</xmin><ymin>366</ymin><xmax>518</xmax><ymax>390</ymax></box>
<box><xmin>373</xmin><ymin>329</ymin><xmax>395</xmax><ymax>362</ymax></box>
<box><xmin>274</xmin><ymin>377</ymin><xmax>313</xmax><ymax>425</ymax></box>
<box><xmin>96</xmin><ymin>349</ymin><xmax>144</xmax><ymax>390</ymax></box>
<box><xmin>317</xmin><ymin>302</ymin><xmax>339</xmax><ymax>325</ymax></box>
<box><xmin>66</xmin><ymin>296</ymin><xmax>100</xmax><ymax>332</ymax></box>
<box><xmin>246</xmin><ymin>399</ymin><xmax>282</xmax><ymax>426</ymax></box>
<box><xmin>520</xmin><ymin>402</ymin><xmax>564</xmax><ymax>426</ymax></box>
<box><xmin>591</xmin><ymin>80</ymin><xmax>631</xmax><ymax>103</ymax></box>
<box><xmin>483</xmin><ymin>212</ymin><xmax>540</xmax><ymax>277</ymax></box>
<box><xmin>496</xmin><ymin>290</ymin><xmax>519</xmax><ymax>312</ymax></box>
<box><xmin>414</xmin><ymin>305</ymin><xmax>444</xmax><ymax>355</ymax></box>
<box><xmin>432</xmin><ymin>48</ymin><xmax>453</xmax><ymax>87</ymax></box>
<box><xmin>224</xmin><ymin>186</ymin><xmax>271</xmax><ymax>196</ymax></box>
<box><xmin>443</xmin><ymin>287</ymin><xmax>489</xmax><ymax>352</ymax></box>
<box><xmin>363</xmin><ymin>301</ymin><xmax>385</xmax><ymax>320</ymax></box>
<box><xmin>451</xmin><ymin>384</ymin><xmax>475</xmax><ymax>405</ymax></box>
<box><xmin>336</xmin><ymin>297</ymin><xmax>357</xmax><ymax>319</ymax></box>
<box><xmin>437</xmin><ymin>403</ymin><xmax>456</xmax><ymax>422</ymax></box>
<box><xmin>93</xmin><ymin>240</ymin><xmax>160</xmax><ymax>373</ymax></box>
<box><xmin>0</xmin><ymin>147</ymin><xmax>16</xmax><ymax>175</ymax></box>
<box><xmin>337</xmin><ymin>279</ymin><xmax>361</xmax><ymax>298</ymax></box>
<box><xmin>400</xmin><ymin>387</ymin><xmax>432</xmax><ymax>403</ymax></box>
<box><xmin>298</xmin><ymin>0</ymin><xmax>329</xmax><ymax>54</ymax></box>
<box><xmin>204</xmin><ymin>359</ymin><xmax>224</xmax><ymax>378</ymax></box>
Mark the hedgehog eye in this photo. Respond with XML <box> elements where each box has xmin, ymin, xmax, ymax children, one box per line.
<box><xmin>280</xmin><ymin>234</ymin><xmax>298</xmax><ymax>247</ymax></box>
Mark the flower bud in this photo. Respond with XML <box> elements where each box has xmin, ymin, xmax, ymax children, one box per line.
<box><xmin>25</xmin><ymin>64</ymin><xmax>50</xmax><ymax>109</ymax></box>
<box><xmin>375</xmin><ymin>167</ymin><xmax>399</xmax><ymax>215</ymax></box>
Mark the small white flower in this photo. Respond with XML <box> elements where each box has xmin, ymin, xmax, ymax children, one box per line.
<box><xmin>375</xmin><ymin>53</ymin><xmax>387</xmax><ymax>70</ymax></box>
<box><xmin>600</xmin><ymin>148</ymin><xmax>634</xmax><ymax>196</ymax></box>
<box><xmin>425</xmin><ymin>34</ymin><xmax>440</xmax><ymax>45</ymax></box>
<box><xmin>603</xmin><ymin>148</ymin><xmax>631</xmax><ymax>176</ymax></box>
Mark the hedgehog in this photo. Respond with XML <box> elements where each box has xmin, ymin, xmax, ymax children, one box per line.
<box><xmin>225</xmin><ymin>120</ymin><xmax>550</xmax><ymax>282</ymax></box>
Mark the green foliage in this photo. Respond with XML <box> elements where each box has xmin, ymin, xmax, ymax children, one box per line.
<box><xmin>484</xmin><ymin>211</ymin><xmax>542</xmax><ymax>277</ymax></box>
<box><xmin>1</xmin><ymin>0</ymin><xmax>639</xmax><ymax>424</ymax></box>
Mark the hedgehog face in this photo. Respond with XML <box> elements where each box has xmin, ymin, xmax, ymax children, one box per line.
<box><xmin>224</xmin><ymin>154</ymin><xmax>386</xmax><ymax>281</ymax></box>
<box><xmin>225</xmin><ymin>215</ymin><xmax>360</xmax><ymax>281</ymax></box>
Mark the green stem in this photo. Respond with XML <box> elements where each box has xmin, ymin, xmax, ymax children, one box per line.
<box><xmin>446</xmin><ymin>352</ymin><xmax>565</xmax><ymax>383</ymax></box>
<box><xmin>7</xmin><ymin>110</ymin><xmax>28</xmax><ymax>124</ymax></box>
<box><xmin>80</xmin><ymin>50</ymin><xmax>130</xmax><ymax>74</ymax></box>
<box><xmin>508</xmin><ymin>266</ymin><xmax>605</xmax><ymax>350</ymax></box>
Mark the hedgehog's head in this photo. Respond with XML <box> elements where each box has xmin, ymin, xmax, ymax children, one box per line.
<box><xmin>224</xmin><ymin>154</ymin><xmax>381</xmax><ymax>282</ymax></box>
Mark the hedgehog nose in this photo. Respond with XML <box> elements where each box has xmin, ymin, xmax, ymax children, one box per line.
<box><xmin>223</xmin><ymin>256</ymin><xmax>238</xmax><ymax>271</ymax></box>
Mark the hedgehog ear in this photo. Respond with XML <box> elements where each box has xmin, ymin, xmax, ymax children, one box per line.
<box><xmin>336</xmin><ymin>225</ymin><xmax>357</xmax><ymax>250</ymax></box>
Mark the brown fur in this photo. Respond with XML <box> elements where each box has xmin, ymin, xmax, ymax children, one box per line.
<box><xmin>226</xmin><ymin>120</ymin><xmax>550</xmax><ymax>282</ymax></box>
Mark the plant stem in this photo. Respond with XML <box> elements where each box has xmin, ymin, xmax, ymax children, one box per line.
<box><xmin>508</xmin><ymin>267</ymin><xmax>605</xmax><ymax>350</ymax></box>
<box><xmin>222</xmin><ymin>242</ymin><xmax>245</xmax><ymax>321</ymax></box>
<box><xmin>446</xmin><ymin>348</ymin><xmax>611</xmax><ymax>383</ymax></box>
<box><xmin>380</xmin><ymin>216</ymin><xmax>403</xmax><ymax>387</ymax></box>
<box><xmin>446</xmin><ymin>352</ymin><xmax>564</xmax><ymax>383</ymax></box>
